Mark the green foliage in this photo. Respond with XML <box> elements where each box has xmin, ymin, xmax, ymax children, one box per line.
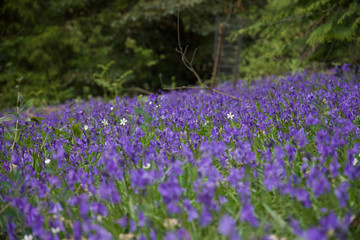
<box><xmin>0</xmin><ymin>0</ymin><xmax>119</xmax><ymax>109</ymax></box>
<box><xmin>234</xmin><ymin>0</ymin><xmax>360</xmax><ymax>78</ymax></box>
<box><xmin>94</xmin><ymin>61</ymin><xmax>133</xmax><ymax>99</ymax></box>
<box><xmin>0</xmin><ymin>77</ymin><xmax>44</xmax><ymax>150</ymax></box>
<box><xmin>0</xmin><ymin>0</ymin><xmax>232</xmax><ymax>110</ymax></box>
<box><xmin>3</xmin><ymin>0</ymin><xmax>358</xmax><ymax>108</ymax></box>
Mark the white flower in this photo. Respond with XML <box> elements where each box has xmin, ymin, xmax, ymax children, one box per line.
<box><xmin>84</xmin><ymin>125</ymin><xmax>89</xmax><ymax>131</ymax></box>
<box><xmin>226</xmin><ymin>112</ymin><xmax>234</xmax><ymax>120</ymax></box>
<box><xmin>354</xmin><ymin>157</ymin><xmax>359</xmax><ymax>166</ymax></box>
<box><xmin>10</xmin><ymin>163</ymin><xmax>18</xmax><ymax>172</ymax></box>
<box><xmin>119</xmin><ymin>233</ymin><xmax>135</xmax><ymax>240</ymax></box>
<box><xmin>143</xmin><ymin>163</ymin><xmax>151</xmax><ymax>169</ymax></box>
<box><xmin>102</xmin><ymin>119</ymin><xmax>109</xmax><ymax>126</ymax></box>
<box><xmin>45</xmin><ymin>158</ymin><xmax>51</xmax><ymax>164</ymax></box>
<box><xmin>51</xmin><ymin>227</ymin><xmax>61</xmax><ymax>234</ymax></box>
<box><xmin>22</xmin><ymin>235</ymin><xmax>33</xmax><ymax>240</ymax></box>
<box><xmin>120</xmin><ymin>118</ymin><xmax>127</xmax><ymax>126</ymax></box>
<box><xmin>110</xmin><ymin>107</ymin><xmax>114</xmax><ymax>111</ymax></box>
<box><xmin>163</xmin><ymin>218</ymin><xmax>179</xmax><ymax>229</ymax></box>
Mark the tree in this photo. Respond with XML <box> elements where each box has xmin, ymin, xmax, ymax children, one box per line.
<box><xmin>0</xmin><ymin>0</ymin><xmax>234</xmax><ymax>109</ymax></box>
<box><xmin>233</xmin><ymin>0</ymin><xmax>360</xmax><ymax>78</ymax></box>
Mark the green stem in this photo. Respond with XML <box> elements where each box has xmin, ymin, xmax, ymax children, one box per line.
<box><xmin>10</xmin><ymin>90</ymin><xmax>20</xmax><ymax>151</ymax></box>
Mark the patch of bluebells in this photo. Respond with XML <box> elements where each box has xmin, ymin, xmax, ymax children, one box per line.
<box><xmin>0</xmin><ymin>64</ymin><xmax>360</xmax><ymax>239</ymax></box>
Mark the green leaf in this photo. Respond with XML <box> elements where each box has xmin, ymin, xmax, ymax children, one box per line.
<box><xmin>128</xmin><ymin>195</ymin><xmax>136</xmax><ymax>220</ymax></box>
<box><xmin>68</xmin><ymin>117</ymin><xmax>75</xmax><ymax>123</ymax></box>
<box><xmin>18</xmin><ymin>92</ymin><xmax>24</xmax><ymax>106</ymax></box>
<box><xmin>53</xmin><ymin>128</ymin><xmax>63</xmax><ymax>137</ymax></box>
<box><xmin>30</xmin><ymin>117</ymin><xmax>45</xmax><ymax>123</ymax></box>
<box><xmin>0</xmin><ymin>180</ymin><xmax>12</xmax><ymax>190</ymax></box>
<box><xmin>0</xmin><ymin>116</ymin><xmax>14</xmax><ymax>124</ymax></box>
<box><xmin>262</xmin><ymin>203</ymin><xmax>287</xmax><ymax>228</ymax></box>
<box><xmin>144</xmin><ymin>113</ymin><xmax>155</xmax><ymax>123</ymax></box>
<box><xmin>306</xmin><ymin>20</ymin><xmax>334</xmax><ymax>45</ymax></box>
<box><xmin>21</xmin><ymin>100</ymin><xmax>33</xmax><ymax>112</ymax></box>
<box><xmin>337</xmin><ymin>2</ymin><xmax>358</xmax><ymax>24</ymax></box>
<box><xmin>42</xmin><ymin>168</ymin><xmax>55</xmax><ymax>174</ymax></box>
<box><xmin>7</xmin><ymin>112</ymin><xmax>19</xmax><ymax>119</ymax></box>
<box><xmin>134</xmin><ymin>107</ymin><xmax>145</xmax><ymax>114</ymax></box>
<box><xmin>71</xmin><ymin>123</ymin><xmax>82</xmax><ymax>138</ymax></box>
<box><xmin>137</xmin><ymin>95</ymin><xmax>143</xmax><ymax>103</ymax></box>
<box><xmin>0</xmin><ymin>207</ymin><xmax>19</xmax><ymax>219</ymax></box>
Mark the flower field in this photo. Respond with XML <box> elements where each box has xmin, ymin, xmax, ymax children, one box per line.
<box><xmin>1</xmin><ymin>65</ymin><xmax>360</xmax><ymax>240</ymax></box>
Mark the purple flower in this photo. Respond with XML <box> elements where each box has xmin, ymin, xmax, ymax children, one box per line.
<box><xmin>240</xmin><ymin>202</ymin><xmax>259</xmax><ymax>227</ymax></box>
<box><xmin>6</xmin><ymin>218</ymin><xmax>16</xmax><ymax>240</ymax></box>
<box><xmin>295</xmin><ymin>188</ymin><xmax>312</xmax><ymax>208</ymax></box>
<box><xmin>334</xmin><ymin>182</ymin><xmax>350</xmax><ymax>208</ymax></box>
<box><xmin>79</xmin><ymin>196</ymin><xmax>89</xmax><ymax>219</ymax></box>
<box><xmin>129</xmin><ymin>220</ymin><xmax>136</xmax><ymax>232</ymax></box>
<box><xmin>199</xmin><ymin>207</ymin><xmax>212</xmax><ymax>227</ymax></box>
<box><xmin>289</xmin><ymin>218</ymin><xmax>302</xmax><ymax>235</ymax></box>
<box><xmin>138</xmin><ymin>211</ymin><xmax>146</xmax><ymax>227</ymax></box>
<box><xmin>227</xmin><ymin>167</ymin><xmax>245</xmax><ymax>188</ymax></box>
<box><xmin>320</xmin><ymin>212</ymin><xmax>339</xmax><ymax>231</ymax></box>
<box><xmin>284</xmin><ymin>144</ymin><xmax>297</xmax><ymax>162</ymax></box>
<box><xmin>196</xmin><ymin>180</ymin><xmax>217</xmax><ymax>209</ymax></box>
<box><xmin>183</xmin><ymin>199</ymin><xmax>198</xmax><ymax>222</ymax></box>
<box><xmin>263</xmin><ymin>160</ymin><xmax>286</xmax><ymax>191</ymax></box>
<box><xmin>52</xmin><ymin>143</ymin><xmax>65</xmax><ymax>161</ymax></box>
<box><xmin>97</xmin><ymin>180</ymin><xmax>121</xmax><ymax>203</ymax></box>
<box><xmin>131</xmin><ymin>169</ymin><xmax>160</xmax><ymax>190</ymax></box>
<box><xmin>274</xmin><ymin>145</ymin><xmax>285</xmax><ymax>160</ymax></box>
<box><xmin>305</xmin><ymin>113</ymin><xmax>321</xmax><ymax>126</ymax></box>
<box><xmin>218</xmin><ymin>214</ymin><xmax>236</xmax><ymax>236</ymax></box>
<box><xmin>341</xmin><ymin>63</ymin><xmax>351</xmax><ymax>73</ymax></box>
<box><xmin>90</xmin><ymin>202</ymin><xmax>108</xmax><ymax>217</ymax></box>
<box><xmin>116</xmin><ymin>216</ymin><xmax>127</xmax><ymax>228</ymax></box>
<box><xmin>150</xmin><ymin>231</ymin><xmax>157</xmax><ymax>240</ymax></box>
<box><xmin>30</xmin><ymin>214</ymin><xmax>45</xmax><ymax>237</ymax></box>
<box><xmin>329</xmin><ymin>160</ymin><xmax>340</xmax><ymax>177</ymax></box>
<box><xmin>73</xmin><ymin>221</ymin><xmax>82</xmax><ymax>240</ymax></box>
<box><xmin>177</xmin><ymin>228</ymin><xmax>191</xmax><ymax>240</ymax></box>
<box><xmin>164</xmin><ymin>232</ymin><xmax>177</xmax><ymax>240</ymax></box>
<box><xmin>294</xmin><ymin>128</ymin><xmax>308</xmax><ymax>147</ymax></box>
<box><xmin>302</xmin><ymin>227</ymin><xmax>326</xmax><ymax>240</ymax></box>
<box><xmin>158</xmin><ymin>175</ymin><xmax>183</xmax><ymax>214</ymax></box>
<box><xmin>219</xmin><ymin>196</ymin><xmax>228</xmax><ymax>205</ymax></box>
<box><xmin>87</xmin><ymin>224</ymin><xmax>112</xmax><ymax>240</ymax></box>
<box><xmin>343</xmin><ymin>160</ymin><xmax>360</xmax><ymax>180</ymax></box>
<box><xmin>168</xmin><ymin>161</ymin><xmax>183</xmax><ymax>177</ymax></box>
<box><xmin>49</xmin><ymin>202</ymin><xmax>63</xmax><ymax>214</ymax></box>
<box><xmin>306</xmin><ymin>167</ymin><xmax>330</xmax><ymax>198</ymax></box>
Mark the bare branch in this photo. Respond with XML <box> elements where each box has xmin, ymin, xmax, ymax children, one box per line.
<box><xmin>177</xmin><ymin>10</ymin><xmax>182</xmax><ymax>53</ymax></box>
<box><xmin>159</xmin><ymin>73</ymin><xmax>164</xmax><ymax>88</ymax></box>
<box><xmin>190</xmin><ymin>48</ymin><xmax>197</xmax><ymax>65</ymax></box>
<box><xmin>211</xmin><ymin>0</ymin><xmax>235</xmax><ymax>88</ymax></box>
<box><xmin>183</xmin><ymin>45</ymin><xmax>189</xmax><ymax>58</ymax></box>
<box><xmin>174</xmin><ymin>10</ymin><xmax>242</xmax><ymax>102</ymax></box>
<box><xmin>125</xmin><ymin>87</ymin><xmax>152</xmax><ymax>95</ymax></box>
<box><xmin>163</xmin><ymin>86</ymin><xmax>204</xmax><ymax>90</ymax></box>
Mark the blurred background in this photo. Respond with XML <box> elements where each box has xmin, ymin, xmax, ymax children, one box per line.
<box><xmin>1</xmin><ymin>0</ymin><xmax>359</xmax><ymax>109</ymax></box>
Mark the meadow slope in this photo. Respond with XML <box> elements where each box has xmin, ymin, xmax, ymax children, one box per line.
<box><xmin>1</xmin><ymin>64</ymin><xmax>360</xmax><ymax>240</ymax></box>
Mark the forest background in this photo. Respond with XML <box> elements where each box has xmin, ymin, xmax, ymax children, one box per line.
<box><xmin>1</xmin><ymin>0</ymin><xmax>359</xmax><ymax>110</ymax></box>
